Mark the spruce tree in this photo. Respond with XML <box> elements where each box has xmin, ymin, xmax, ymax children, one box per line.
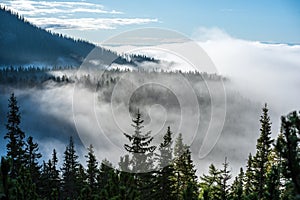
<box><xmin>99</xmin><ymin>159</ymin><xmax>120</xmax><ymax>199</ymax></box>
<box><xmin>253</xmin><ymin>103</ymin><xmax>273</xmax><ymax>199</ymax></box>
<box><xmin>173</xmin><ymin>133</ymin><xmax>198</xmax><ymax>199</ymax></box>
<box><xmin>200</xmin><ymin>164</ymin><xmax>222</xmax><ymax>200</ymax></box>
<box><xmin>244</xmin><ymin>153</ymin><xmax>255</xmax><ymax>199</ymax></box>
<box><xmin>4</xmin><ymin>93</ymin><xmax>25</xmax><ymax>178</ymax></box>
<box><xmin>61</xmin><ymin>136</ymin><xmax>79</xmax><ymax>199</ymax></box>
<box><xmin>24</xmin><ymin>136</ymin><xmax>42</xmax><ymax>186</ymax></box>
<box><xmin>85</xmin><ymin>144</ymin><xmax>99</xmax><ymax>197</ymax></box>
<box><xmin>118</xmin><ymin>156</ymin><xmax>139</xmax><ymax>200</ymax></box>
<box><xmin>265</xmin><ymin>165</ymin><xmax>280</xmax><ymax>200</ymax></box>
<box><xmin>122</xmin><ymin>110</ymin><xmax>156</xmax><ymax>199</ymax></box>
<box><xmin>230</xmin><ymin>168</ymin><xmax>244</xmax><ymax>200</ymax></box>
<box><xmin>123</xmin><ymin>109</ymin><xmax>156</xmax><ymax>172</ymax></box>
<box><xmin>219</xmin><ymin>157</ymin><xmax>231</xmax><ymax>200</ymax></box>
<box><xmin>156</xmin><ymin>126</ymin><xmax>176</xmax><ymax>200</ymax></box>
<box><xmin>173</xmin><ymin>133</ymin><xmax>187</xmax><ymax>198</ymax></box>
<box><xmin>275</xmin><ymin>111</ymin><xmax>300</xmax><ymax>196</ymax></box>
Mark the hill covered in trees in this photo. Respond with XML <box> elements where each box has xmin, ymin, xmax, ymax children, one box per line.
<box><xmin>0</xmin><ymin>93</ymin><xmax>299</xmax><ymax>199</ymax></box>
<box><xmin>0</xmin><ymin>7</ymin><xmax>158</xmax><ymax>67</ymax></box>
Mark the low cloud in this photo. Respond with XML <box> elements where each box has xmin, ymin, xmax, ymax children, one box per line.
<box><xmin>193</xmin><ymin>27</ymin><xmax>300</xmax><ymax>116</ymax></box>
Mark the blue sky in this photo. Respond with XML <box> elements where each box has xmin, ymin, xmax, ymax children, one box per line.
<box><xmin>1</xmin><ymin>0</ymin><xmax>300</xmax><ymax>43</ymax></box>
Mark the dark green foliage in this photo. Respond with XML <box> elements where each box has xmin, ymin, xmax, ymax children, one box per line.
<box><xmin>98</xmin><ymin>160</ymin><xmax>120</xmax><ymax>200</ymax></box>
<box><xmin>276</xmin><ymin>111</ymin><xmax>300</xmax><ymax>196</ymax></box>
<box><xmin>123</xmin><ymin>109</ymin><xmax>156</xmax><ymax>172</ymax></box>
<box><xmin>61</xmin><ymin>136</ymin><xmax>80</xmax><ymax>199</ymax></box>
<box><xmin>173</xmin><ymin>133</ymin><xmax>199</xmax><ymax>199</ymax></box>
<box><xmin>1</xmin><ymin>93</ymin><xmax>300</xmax><ymax>199</ymax></box>
<box><xmin>200</xmin><ymin>164</ymin><xmax>222</xmax><ymax>200</ymax></box>
<box><xmin>230</xmin><ymin>168</ymin><xmax>244</xmax><ymax>200</ymax></box>
<box><xmin>199</xmin><ymin>159</ymin><xmax>231</xmax><ymax>200</ymax></box>
<box><xmin>85</xmin><ymin>144</ymin><xmax>99</xmax><ymax>197</ymax></box>
<box><xmin>252</xmin><ymin>103</ymin><xmax>273</xmax><ymax>199</ymax></box>
<box><xmin>244</xmin><ymin>153</ymin><xmax>255</xmax><ymax>199</ymax></box>
<box><xmin>156</xmin><ymin>126</ymin><xmax>177</xmax><ymax>200</ymax></box>
<box><xmin>265</xmin><ymin>165</ymin><xmax>281</xmax><ymax>200</ymax></box>
<box><xmin>40</xmin><ymin>158</ymin><xmax>61</xmax><ymax>200</ymax></box>
<box><xmin>122</xmin><ymin>110</ymin><xmax>158</xmax><ymax>199</ymax></box>
<box><xmin>4</xmin><ymin>93</ymin><xmax>25</xmax><ymax>179</ymax></box>
<box><xmin>24</xmin><ymin>136</ymin><xmax>42</xmax><ymax>185</ymax></box>
<box><xmin>219</xmin><ymin>157</ymin><xmax>231</xmax><ymax>200</ymax></box>
<box><xmin>1</xmin><ymin>157</ymin><xmax>10</xmax><ymax>200</ymax></box>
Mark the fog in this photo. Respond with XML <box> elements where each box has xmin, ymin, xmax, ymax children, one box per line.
<box><xmin>0</xmin><ymin>28</ymin><xmax>299</xmax><ymax>177</ymax></box>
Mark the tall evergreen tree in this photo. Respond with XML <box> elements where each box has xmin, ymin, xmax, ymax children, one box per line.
<box><xmin>40</xmin><ymin>149</ymin><xmax>60</xmax><ymax>200</ymax></box>
<box><xmin>123</xmin><ymin>109</ymin><xmax>156</xmax><ymax>172</ymax></box>
<box><xmin>61</xmin><ymin>136</ymin><xmax>79</xmax><ymax>199</ymax></box>
<box><xmin>99</xmin><ymin>159</ymin><xmax>120</xmax><ymax>199</ymax></box>
<box><xmin>230</xmin><ymin>168</ymin><xmax>244</xmax><ymax>200</ymax></box>
<box><xmin>173</xmin><ymin>133</ymin><xmax>198</xmax><ymax>199</ymax></box>
<box><xmin>265</xmin><ymin>165</ymin><xmax>281</xmax><ymax>200</ymax></box>
<box><xmin>118</xmin><ymin>156</ymin><xmax>139</xmax><ymax>200</ymax></box>
<box><xmin>24</xmin><ymin>136</ymin><xmax>42</xmax><ymax>186</ymax></box>
<box><xmin>156</xmin><ymin>126</ymin><xmax>176</xmax><ymax>200</ymax></box>
<box><xmin>275</xmin><ymin>111</ymin><xmax>300</xmax><ymax>196</ymax></box>
<box><xmin>219</xmin><ymin>157</ymin><xmax>231</xmax><ymax>200</ymax></box>
<box><xmin>244</xmin><ymin>153</ymin><xmax>255</xmax><ymax>199</ymax></box>
<box><xmin>85</xmin><ymin>144</ymin><xmax>99</xmax><ymax>196</ymax></box>
<box><xmin>253</xmin><ymin>103</ymin><xmax>273</xmax><ymax>199</ymax></box>
<box><xmin>200</xmin><ymin>164</ymin><xmax>222</xmax><ymax>200</ymax></box>
<box><xmin>4</xmin><ymin>93</ymin><xmax>25</xmax><ymax>178</ymax></box>
<box><xmin>122</xmin><ymin>110</ymin><xmax>157</xmax><ymax>200</ymax></box>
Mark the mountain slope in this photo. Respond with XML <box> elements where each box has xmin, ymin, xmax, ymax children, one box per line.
<box><xmin>0</xmin><ymin>7</ymin><xmax>132</xmax><ymax>67</ymax></box>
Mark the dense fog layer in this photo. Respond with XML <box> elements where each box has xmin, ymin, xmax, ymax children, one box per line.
<box><xmin>0</xmin><ymin>68</ymin><xmax>261</xmax><ymax>176</ymax></box>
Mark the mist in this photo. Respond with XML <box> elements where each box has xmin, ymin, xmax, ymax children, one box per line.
<box><xmin>1</xmin><ymin>28</ymin><xmax>299</xmax><ymax>177</ymax></box>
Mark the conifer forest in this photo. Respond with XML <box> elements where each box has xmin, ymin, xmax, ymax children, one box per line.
<box><xmin>0</xmin><ymin>68</ymin><xmax>299</xmax><ymax>199</ymax></box>
<box><xmin>0</xmin><ymin>3</ymin><xmax>299</xmax><ymax>200</ymax></box>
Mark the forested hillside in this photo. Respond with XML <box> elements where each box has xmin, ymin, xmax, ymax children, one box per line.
<box><xmin>0</xmin><ymin>7</ymin><xmax>157</xmax><ymax>67</ymax></box>
<box><xmin>0</xmin><ymin>92</ymin><xmax>299</xmax><ymax>199</ymax></box>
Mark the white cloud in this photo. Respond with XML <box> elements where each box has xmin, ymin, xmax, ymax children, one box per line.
<box><xmin>0</xmin><ymin>0</ymin><xmax>158</xmax><ymax>30</ymax></box>
<box><xmin>107</xmin><ymin>27</ymin><xmax>300</xmax><ymax>131</ymax></box>
<box><xmin>194</xmin><ymin>28</ymin><xmax>300</xmax><ymax>116</ymax></box>
<box><xmin>1</xmin><ymin>0</ymin><xmax>122</xmax><ymax>16</ymax></box>
<box><xmin>29</xmin><ymin>17</ymin><xmax>158</xmax><ymax>30</ymax></box>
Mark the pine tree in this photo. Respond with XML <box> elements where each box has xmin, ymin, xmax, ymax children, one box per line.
<box><xmin>99</xmin><ymin>159</ymin><xmax>120</xmax><ymax>199</ymax></box>
<box><xmin>123</xmin><ymin>109</ymin><xmax>156</xmax><ymax>172</ymax></box>
<box><xmin>174</xmin><ymin>133</ymin><xmax>185</xmax><ymax>158</ymax></box>
<box><xmin>156</xmin><ymin>126</ymin><xmax>176</xmax><ymax>200</ymax></box>
<box><xmin>173</xmin><ymin>133</ymin><xmax>186</xmax><ymax>198</ymax></box>
<box><xmin>49</xmin><ymin>149</ymin><xmax>60</xmax><ymax>199</ymax></box>
<box><xmin>230</xmin><ymin>168</ymin><xmax>244</xmax><ymax>200</ymax></box>
<box><xmin>244</xmin><ymin>153</ymin><xmax>255</xmax><ymax>199</ymax></box>
<box><xmin>122</xmin><ymin>110</ymin><xmax>157</xmax><ymax>199</ymax></box>
<box><xmin>4</xmin><ymin>93</ymin><xmax>25</xmax><ymax>178</ymax></box>
<box><xmin>61</xmin><ymin>136</ymin><xmax>80</xmax><ymax>199</ymax></box>
<box><xmin>24</xmin><ymin>136</ymin><xmax>42</xmax><ymax>186</ymax></box>
<box><xmin>77</xmin><ymin>164</ymin><xmax>89</xmax><ymax>199</ymax></box>
<box><xmin>200</xmin><ymin>164</ymin><xmax>222</xmax><ymax>200</ymax></box>
<box><xmin>85</xmin><ymin>144</ymin><xmax>99</xmax><ymax>196</ymax></box>
<box><xmin>265</xmin><ymin>165</ymin><xmax>280</xmax><ymax>200</ymax></box>
<box><xmin>173</xmin><ymin>133</ymin><xmax>198</xmax><ymax>199</ymax></box>
<box><xmin>219</xmin><ymin>157</ymin><xmax>231</xmax><ymax>200</ymax></box>
<box><xmin>118</xmin><ymin>156</ymin><xmax>139</xmax><ymax>200</ymax></box>
<box><xmin>253</xmin><ymin>103</ymin><xmax>273</xmax><ymax>199</ymax></box>
<box><xmin>275</xmin><ymin>111</ymin><xmax>300</xmax><ymax>196</ymax></box>
<box><xmin>15</xmin><ymin>165</ymin><xmax>38</xmax><ymax>200</ymax></box>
